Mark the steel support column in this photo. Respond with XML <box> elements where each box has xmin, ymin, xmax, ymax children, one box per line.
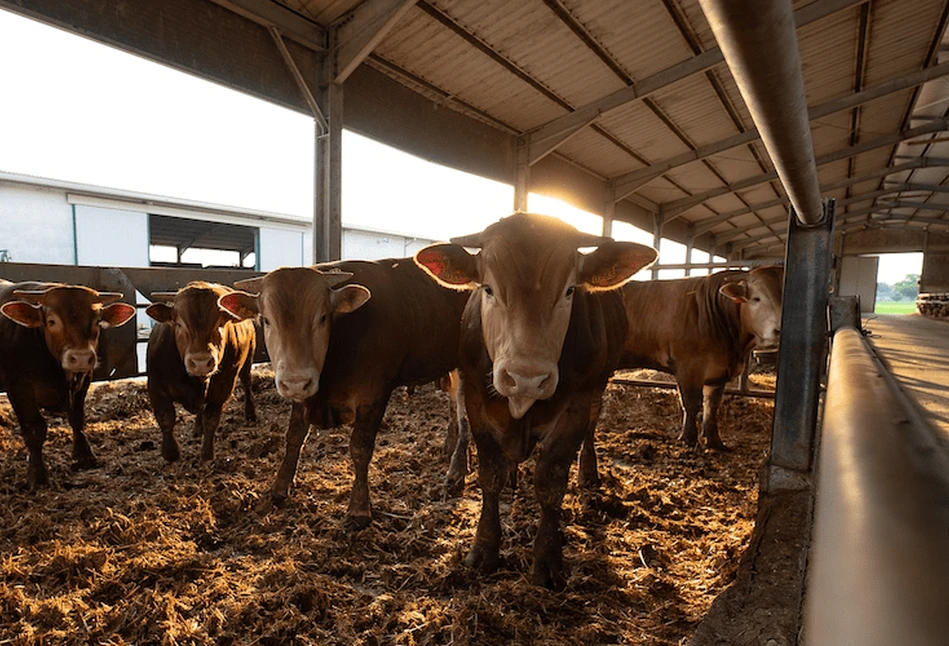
<box><xmin>684</xmin><ymin>228</ymin><xmax>694</xmax><ymax>276</ymax></box>
<box><xmin>651</xmin><ymin>212</ymin><xmax>664</xmax><ymax>280</ymax></box>
<box><xmin>514</xmin><ymin>138</ymin><xmax>530</xmax><ymax>212</ymax></box>
<box><xmin>768</xmin><ymin>200</ymin><xmax>835</xmax><ymax>489</ymax></box>
<box><xmin>315</xmin><ymin>52</ymin><xmax>343</xmax><ymax>262</ymax></box>
<box><xmin>602</xmin><ymin>187</ymin><xmax>615</xmax><ymax>237</ymax></box>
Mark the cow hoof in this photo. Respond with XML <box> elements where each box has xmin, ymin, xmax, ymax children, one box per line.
<box><xmin>245</xmin><ymin>412</ymin><xmax>258</xmax><ymax>424</ymax></box>
<box><xmin>677</xmin><ymin>433</ymin><xmax>698</xmax><ymax>447</ymax></box>
<box><xmin>464</xmin><ymin>544</ymin><xmax>500</xmax><ymax>575</ymax></box>
<box><xmin>531</xmin><ymin>562</ymin><xmax>567</xmax><ymax>591</ymax></box>
<box><xmin>577</xmin><ymin>470</ymin><xmax>601</xmax><ymax>490</ymax></box>
<box><xmin>27</xmin><ymin>467</ymin><xmax>50</xmax><ymax>490</ymax></box>
<box><xmin>444</xmin><ymin>473</ymin><xmax>466</xmax><ymax>498</ymax></box>
<box><xmin>70</xmin><ymin>455</ymin><xmax>99</xmax><ymax>471</ymax></box>
<box><xmin>706</xmin><ymin>439</ymin><xmax>732</xmax><ymax>452</ymax></box>
<box><xmin>270</xmin><ymin>488</ymin><xmax>289</xmax><ymax>507</ymax></box>
<box><xmin>344</xmin><ymin>512</ymin><xmax>372</xmax><ymax>531</ymax></box>
<box><xmin>161</xmin><ymin>440</ymin><xmax>181</xmax><ymax>463</ymax></box>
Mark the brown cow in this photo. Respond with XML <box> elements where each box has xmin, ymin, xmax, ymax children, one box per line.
<box><xmin>415</xmin><ymin>213</ymin><xmax>657</xmax><ymax>590</ymax></box>
<box><xmin>579</xmin><ymin>266</ymin><xmax>783</xmax><ymax>478</ymax></box>
<box><xmin>0</xmin><ymin>281</ymin><xmax>136</xmax><ymax>487</ymax></box>
<box><xmin>145</xmin><ymin>282</ymin><xmax>258</xmax><ymax>463</ymax></box>
<box><xmin>219</xmin><ymin>259</ymin><xmax>470</xmax><ymax>529</ymax></box>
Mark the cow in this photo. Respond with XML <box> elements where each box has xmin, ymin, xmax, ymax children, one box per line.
<box><xmin>579</xmin><ymin>266</ymin><xmax>783</xmax><ymax>479</ymax></box>
<box><xmin>415</xmin><ymin>213</ymin><xmax>657</xmax><ymax>590</ymax></box>
<box><xmin>0</xmin><ymin>281</ymin><xmax>136</xmax><ymax>487</ymax></box>
<box><xmin>218</xmin><ymin>259</ymin><xmax>471</xmax><ymax>529</ymax></box>
<box><xmin>145</xmin><ymin>282</ymin><xmax>258</xmax><ymax>463</ymax></box>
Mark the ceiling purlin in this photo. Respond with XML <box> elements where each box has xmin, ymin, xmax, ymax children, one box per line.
<box><xmin>659</xmin><ymin>0</ymin><xmax>783</xmax><ymax>238</ymax></box>
<box><xmin>844</xmin><ymin>2</ymin><xmax>870</xmax><ymax>213</ymax></box>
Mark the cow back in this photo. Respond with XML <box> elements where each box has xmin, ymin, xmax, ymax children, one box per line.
<box><xmin>318</xmin><ymin>258</ymin><xmax>470</xmax><ymax>393</ymax></box>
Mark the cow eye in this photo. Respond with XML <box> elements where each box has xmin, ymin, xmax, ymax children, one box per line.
<box><xmin>565</xmin><ymin>286</ymin><xmax>576</xmax><ymax>298</ymax></box>
<box><xmin>46</xmin><ymin>318</ymin><xmax>56</xmax><ymax>327</ymax></box>
<box><xmin>261</xmin><ymin>317</ymin><xmax>270</xmax><ymax>327</ymax></box>
<box><xmin>319</xmin><ymin>313</ymin><xmax>327</xmax><ymax>325</ymax></box>
<box><xmin>753</xmin><ymin>297</ymin><xmax>761</xmax><ymax>302</ymax></box>
<box><xmin>483</xmin><ymin>285</ymin><xmax>494</xmax><ymax>297</ymax></box>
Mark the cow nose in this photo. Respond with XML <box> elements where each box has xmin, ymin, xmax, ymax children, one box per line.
<box><xmin>276</xmin><ymin>374</ymin><xmax>317</xmax><ymax>401</ymax></box>
<box><xmin>498</xmin><ymin>367</ymin><xmax>555</xmax><ymax>399</ymax></box>
<box><xmin>185</xmin><ymin>353</ymin><xmax>216</xmax><ymax>377</ymax></box>
<box><xmin>63</xmin><ymin>349</ymin><xmax>96</xmax><ymax>372</ymax></box>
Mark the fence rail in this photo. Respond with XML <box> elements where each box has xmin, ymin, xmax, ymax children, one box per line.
<box><xmin>0</xmin><ymin>262</ymin><xmax>266</xmax><ymax>380</ymax></box>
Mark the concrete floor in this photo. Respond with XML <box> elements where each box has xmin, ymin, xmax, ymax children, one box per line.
<box><xmin>862</xmin><ymin>313</ymin><xmax>949</xmax><ymax>448</ymax></box>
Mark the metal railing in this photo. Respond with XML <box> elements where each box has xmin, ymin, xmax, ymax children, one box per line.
<box><xmin>804</xmin><ymin>326</ymin><xmax>949</xmax><ymax>644</ymax></box>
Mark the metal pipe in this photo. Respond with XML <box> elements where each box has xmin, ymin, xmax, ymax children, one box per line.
<box><xmin>805</xmin><ymin>327</ymin><xmax>949</xmax><ymax>644</ymax></box>
<box><xmin>697</xmin><ymin>0</ymin><xmax>823</xmax><ymax>225</ymax></box>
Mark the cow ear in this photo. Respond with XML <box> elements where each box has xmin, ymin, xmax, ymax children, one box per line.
<box><xmin>579</xmin><ymin>241</ymin><xmax>658</xmax><ymax>290</ymax></box>
<box><xmin>1</xmin><ymin>301</ymin><xmax>43</xmax><ymax>328</ymax></box>
<box><xmin>100</xmin><ymin>303</ymin><xmax>136</xmax><ymax>328</ymax></box>
<box><xmin>233</xmin><ymin>276</ymin><xmax>263</xmax><ymax>294</ymax></box>
<box><xmin>218</xmin><ymin>291</ymin><xmax>259</xmax><ymax>321</ymax></box>
<box><xmin>415</xmin><ymin>243</ymin><xmax>480</xmax><ymax>289</ymax></box>
<box><xmin>332</xmin><ymin>284</ymin><xmax>371</xmax><ymax>315</ymax></box>
<box><xmin>145</xmin><ymin>303</ymin><xmax>174</xmax><ymax>323</ymax></box>
<box><xmin>720</xmin><ymin>281</ymin><xmax>749</xmax><ymax>303</ymax></box>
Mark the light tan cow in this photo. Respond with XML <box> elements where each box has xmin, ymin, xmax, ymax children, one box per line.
<box><xmin>415</xmin><ymin>212</ymin><xmax>657</xmax><ymax>590</ymax></box>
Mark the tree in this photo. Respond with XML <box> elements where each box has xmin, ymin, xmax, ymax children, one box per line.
<box><xmin>876</xmin><ymin>281</ymin><xmax>895</xmax><ymax>302</ymax></box>
<box><xmin>892</xmin><ymin>273</ymin><xmax>920</xmax><ymax>302</ymax></box>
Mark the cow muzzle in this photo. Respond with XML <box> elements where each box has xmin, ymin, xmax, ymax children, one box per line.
<box><xmin>495</xmin><ymin>362</ymin><xmax>559</xmax><ymax>420</ymax></box>
<box><xmin>185</xmin><ymin>352</ymin><xmax>218</xmax><ymax>378</ymax></box>
<box><xmin>62</xmin><ymin>348</ymin><xmax>97</xmax><ymax>374</ymax></box>
<box><xmin>275</xmin><ymin>370</ymin><xmax>319</xmax><ymax>402</ymax></box>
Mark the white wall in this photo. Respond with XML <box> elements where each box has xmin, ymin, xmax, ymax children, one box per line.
<box><xmin>258</xmin><ymin>227</ymin><xmax>304</xmax><ymax>270</ymax></box>
<box><xmin>342</xmin><ymin>229</ymin><xmax>433</xmax><ymax>261</ymax></box>
<box><xmin>74</xmin><ymin>205</ymin><xmax>149</xmax><ymax>267</ymax></box>
<box><xmin>0</xmin><ymin>182</ymin><xmax>75</xmax><ymax>263</ymax></box>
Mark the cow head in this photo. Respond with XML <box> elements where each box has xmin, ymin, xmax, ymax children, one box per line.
<box><xmin>719</xmin><ymin>266</ymin><xmax>785</xmax><ymax>351</ymax></box>
<box><xmin>1</xmin><ymin>284</ymin><xmax>136</xmax><ymax>376</ymax></box>
<box><xmin>218</xmin><ymin>267</ymin><xmax>371</xmax><ymax>402</ymax></box>
<box><xmin>416</xmin><ymin>213</ymin><xmax>657</xmax><ymax>419</ymax></box>
<box><xmin>146</xmin><ymin>282</ymin><xmax>255</xmax><ymax>378</ymax></box>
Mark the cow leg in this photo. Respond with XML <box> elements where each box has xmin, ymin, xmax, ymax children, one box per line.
<box><xmin>9</xmin><ymin>392</ymin><xmax>49</xmax><ymax>488</ymax></box>
<box><xmin>240</xmin><ymin>359</ymin><xmax>257</xmax><ymax>424</ymax></box>
<box><xmin>532</xmin><ymin>414</ymin><xmax>587</xmax><ymax>590</ymax></box>
<box><xmin>199</xmin><ymin>402</ymin><xmax>225</xmax><ymax>462</ymax></box>
<box><xmin>67</xmin><ymin>380</ymin><xmax>97</xmax><ymax>470</ymax></box>
<box><xmin>150</xmin><ymin>391</ymin><xmax>180</xmax><ymax>463</ymax></box>
<box><xmin>445</xmin><ymin>372</ymin><xmax>470</xmax><ymax>496</ymax></box>
<box><xmin>346</xmin><ymin>397</ymin><xmax>389</xmax><ymax>531</ymax></box>
<box><xmin>271</xmin><ymin>402</ymin><xmax>310</xmax><ymax>504</ymax></box>
<box><xmin>464</xmin><ymin>422</ymin><xmax>507</xmax><ymax>575</ymax></box>
<box><xmin>676</xmin><ymin>382</ymin><xmax>703</xmax><ymax>448</ymax></box>
<box><xmin>702</xmin><ymin>384</ymin><xmax>729</xmax><ymax>451</ymax></box>
<box><xmin>577</xmin><ymin>397</ymin><xmax>603</xmax><ymax>489</ymax></box>
<box><xmin>191</xmin><ymin>408</ymin><xmax>205</xmax><ymax>439</ymax></box>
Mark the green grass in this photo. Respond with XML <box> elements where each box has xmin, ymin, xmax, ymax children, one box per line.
<box><xmin>874</xmin><ymin>300</ymin><xmax>918</xmax><ymax>315</ymax></box>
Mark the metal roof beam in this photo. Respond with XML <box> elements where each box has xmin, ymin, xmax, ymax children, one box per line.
<box><xmin>877</xmin><ymin>200</ymin><xmax>949</xmax><ymax>213</ymax></box>
<box><xmin>881</xmin><ymin>183</ymin><xmax>949</xmax><ymax>194</ymax></box>
<box><xmin>662</xmin><ymin>119</ymin><xmax>949</xmax><ymax>220</ymax></box>
<box><xmin>334</xmin><ymin>0</ymin><xmax>418</xmax><ymax>84</ymax></box>
<box><xmin>613</xmin><ymin>61</ymin><xmax>949</xmax><ymax>201</ymax></box>
<box><xmin>525</xmin><ymin>0</ymin><xmax>866</xmax><ymax>163</ymax></box>
<box><xmin>211</xmin><ymin>0</ymin><xmax>327</xmax><ymax>50</ymax></box>
<box><xmin>730</xmin><ymin>202</ymin><xmax>887</xmax><ymax>249</ymax></box>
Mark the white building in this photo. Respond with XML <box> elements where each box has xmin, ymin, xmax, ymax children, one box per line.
<box><xmin>0</xmin><ymin>171</ymin><xmax>436</xmax><ymax>270</ymax></box>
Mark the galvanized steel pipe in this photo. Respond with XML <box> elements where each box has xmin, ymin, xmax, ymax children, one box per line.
<box><xmin>698</xmin><ymin>0</ymin><xmax>823</xmax><ymax>225</ymax></box>
<box><xmin>805</xmin><ymin>327</ymin><xmax>949</xmax><ymax>644</ymax></box>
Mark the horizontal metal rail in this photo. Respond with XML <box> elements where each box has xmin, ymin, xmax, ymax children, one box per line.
<box><xmin>611</xmin><ymin>377</ymin><xmax>774</xmax><ymax>399</ymax></box>
<box><xmin>805</xmin><ymin>327</ymin><xmax>949</xmax><ymax>644</ymax></box>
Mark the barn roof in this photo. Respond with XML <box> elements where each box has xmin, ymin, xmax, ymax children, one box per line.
<box><xmin>4</xmin><ymin>0</ymin><xmax>949</xmax><ymax>258</ymax></box>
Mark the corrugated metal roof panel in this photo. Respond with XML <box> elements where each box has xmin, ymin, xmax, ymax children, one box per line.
<box><xmin>649</xmin><ymin>74</ymin><xmax>743</xmax><ymax>147</ymax></box>
<box><xmin>556</xmin><ymin>129</ymin><xmax>646</xmax><ymax>178</ymax></box>
<box><xmin>798</xmin><ymin>7</ymin><xmax>860</xmax><ymax>105</ymax></box>
<box><xmin>706</xmin><ymin>148</ymin><xmax>769</xmax><ymax>185</ymax></box>
<box><xmin>376</xmin><ymin>8</ymin><xmax>564</xmax><ymax>131</ymax></box>
<box><xmin>638</xmin><ymin>177</ymin><xmax>689</xmax><ymax>204</ymax></box>
<box><xmin>811</xmin><ymin>112</ymin><xmax>853</xmax><ymax>158</ymax></box>
<box><xmin>560</xmin><ymin>0</ymin><xmax>696</xmax><ymax>82</ymax></box>
<box><xmin>429</xmin><ymin>0</ymin><xmax>628</xmax><ymax>110</ymax></box>
<box><xmin>597</xmin><ymin>100</ymin><xmax>693</xmax><ymax>161</ymax></box>
<box><xmin>864</xmin><ymin>0</ymin><xmax>946</xmax><ymax>86</ymax></box>
<box><xmin>277</xmin><ymin>0</ymin><xmax>362</xmax><ymax>24</ymax></box>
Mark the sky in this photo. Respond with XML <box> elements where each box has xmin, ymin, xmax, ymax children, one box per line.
<box><xmin>0</xmin><ymin>9</ymin><xmax>921</xmax><ymax>284</ymax></box>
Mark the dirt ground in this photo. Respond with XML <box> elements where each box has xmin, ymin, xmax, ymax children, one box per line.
<box><xmin>0</xmin><ymin>367</ymin><xmax>775</xmax><ymax>645</ymax></box>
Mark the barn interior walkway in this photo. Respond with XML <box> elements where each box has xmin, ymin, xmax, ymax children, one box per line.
<box><xmin>862</xmin><ymin>313</ymin><xmax>949</xmax><ymax>451</ymax></box>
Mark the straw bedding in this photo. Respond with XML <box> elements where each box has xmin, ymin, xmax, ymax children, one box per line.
<box><xmin>0</xmin><ymin>367</ymin><xmax>774</xmax><ymax>645</ymax></box>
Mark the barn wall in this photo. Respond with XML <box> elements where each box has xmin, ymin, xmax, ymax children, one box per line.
<box><xmin>258</xmin><ymin>228</ymin><xmax>305</xmax><ymax>271</ymax></box>
<box><xmin>838</xmin><ymin>255</ymin><xmax>879</xmax><ymax>313</ymax></box>
<box><xmin>920</xmin><ymin>253</ymin><xmax>949</xmax><ymax>293</ymax></box>
<box><xmin>0</xmin><ymin>181</ymin><xmax>75</xmax><ymax>264</ymax></box>
<box><xmin>342</xmin><ymin>229</ymin><xmax>435</xmax><ymax>261</ymax></box>
<box><xmin>74</xmin><ymin>205</ymin><xmax>148</xmax><ymax>267</ymax></box>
